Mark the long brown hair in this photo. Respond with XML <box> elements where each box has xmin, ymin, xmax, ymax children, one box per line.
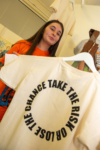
<box><xmin>26</xmin><ymin>20</ymin><xmax>64</xmax><ymax>56</ymax></box>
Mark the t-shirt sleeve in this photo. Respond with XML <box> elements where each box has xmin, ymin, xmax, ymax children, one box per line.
<box><xmin>4</xmin><ymin>54</ymin><xmax>18</xmax><ymax>65</ymax></box>
<box><xmin>0</xmin><ymin>55</ymin><xmax>26</xmax><ymax>90</ymax></box>
<box><xmin>74</xmin><ymin>85</ymin><xmax>100</xmax><ymax>149</ymax></box>
<box><xmin>50</xmin><ymin>0</ymin><xmax>61</xmax><ymax>12</ymax></box>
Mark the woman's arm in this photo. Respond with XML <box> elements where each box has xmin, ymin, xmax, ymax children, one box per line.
<box><xmin>0</xmin><ymin>40</ymin><xmax>30</xmax><ymax>66</ymax></box>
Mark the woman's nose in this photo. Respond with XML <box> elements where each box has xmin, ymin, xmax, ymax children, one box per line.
<box><xmin>52</xmin><ymin>31</ymin><xmax>56</xmax><ymax>36</ymax></box>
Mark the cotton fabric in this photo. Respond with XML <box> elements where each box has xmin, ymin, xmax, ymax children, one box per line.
<box><xmin>0</xmin><ymin>55</ymin><xmax>100</xmax><ymax>150</ymax></box>
<box><xmin>0</xmin><ymin>40</ymin><xmax>49</xmax><ymax>122</ymax></box>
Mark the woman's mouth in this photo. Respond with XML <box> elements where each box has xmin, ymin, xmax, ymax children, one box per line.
<box><xmin>49</xmin><ymin>36</ymin><xmax>54</xmax><ymax>41</ymax></box>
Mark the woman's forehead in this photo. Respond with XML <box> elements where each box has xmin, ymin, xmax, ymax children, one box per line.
<box><xmin>48</xmin><ymin>22</ymin><xmax>62</xmax><ymax>31</ymax></box>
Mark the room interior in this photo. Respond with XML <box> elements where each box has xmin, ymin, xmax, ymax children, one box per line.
<box><xmin>0</xmin><ymin>0</ymin><xmax>100</xmax><ymax>58</ymax></box>
<box><xmin>0</xmin><ymin>1</ymin><xmax>100</xmax><ymax>149</ymax></box>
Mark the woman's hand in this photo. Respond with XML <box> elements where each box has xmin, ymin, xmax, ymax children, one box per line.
<box><xmin>12</xmin><ymin>51</ymin><xmax>19</xmax><ymax>56</ymax></box>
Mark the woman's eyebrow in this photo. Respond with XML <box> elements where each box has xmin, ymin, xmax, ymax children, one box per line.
<box><xmin>50</xmin><ymin>25</ymin><xmax>56</xmax><ymax>29</ymax></box>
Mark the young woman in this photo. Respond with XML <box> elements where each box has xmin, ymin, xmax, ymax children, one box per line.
<box><xmin>0</xmin><ymin>19</ymin><xmax>64</xmax><ymax>122</ymax></box>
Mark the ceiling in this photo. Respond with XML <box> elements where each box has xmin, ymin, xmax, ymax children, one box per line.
<box><xmin>19</xmin><ymin>0</ymin><xmax>100</xmax><ymax>22</ymax></box>
<box><xmin>41</xmin><ymin>0</ymin><xmax>100</xmax><ymax>6</ymax></box>
<box><xmin>75</xmin><ymin>0</ymin><xmax>100</xmax><ymax>5</ymax></box>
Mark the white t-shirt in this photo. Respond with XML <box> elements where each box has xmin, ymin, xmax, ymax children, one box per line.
<box><xmin>49</xmin><ymin>0</ymin><xmax>75</xmax><ymax>36</ymax></box>
<box><xmin>0</xmin><ymin>55</ymin><xmax>100</xmax><ymax>150</ymax></box>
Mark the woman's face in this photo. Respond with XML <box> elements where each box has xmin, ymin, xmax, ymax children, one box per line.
<box><xmin>42</xmin><ymin>22</ymin><xmax>62</xmax><ymax>46</ymax></box>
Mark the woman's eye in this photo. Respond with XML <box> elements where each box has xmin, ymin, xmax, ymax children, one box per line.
<box><xmin>57</xmin><ymin>32</ymin><xmax>61</xmax><ymax>37</ymax></box>
<box><xmin>50</xmin><ymin>28</ymin><xmax>55</xmax><ymax>31</ymax></box>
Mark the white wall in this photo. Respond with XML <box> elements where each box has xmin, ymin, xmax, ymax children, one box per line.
<box><xmin>0</xmin><ymin>0</ymin><xmax>45</xmax><ymax>39</ymax></box>
<box><xmin>0</xmin><ymin>1</ymin><xmax>100</xmax><ymax>58</ymax></box>
<box><xmin>59</xmin><ymin>4</ymin><xmax>100</xmax><ymax>57</ymax></box>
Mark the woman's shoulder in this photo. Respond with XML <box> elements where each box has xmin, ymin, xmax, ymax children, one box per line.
<box><xmin>16</xmin><ymin>40</ymin><xmax>32</xmax><ymax>46</ymax></box>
